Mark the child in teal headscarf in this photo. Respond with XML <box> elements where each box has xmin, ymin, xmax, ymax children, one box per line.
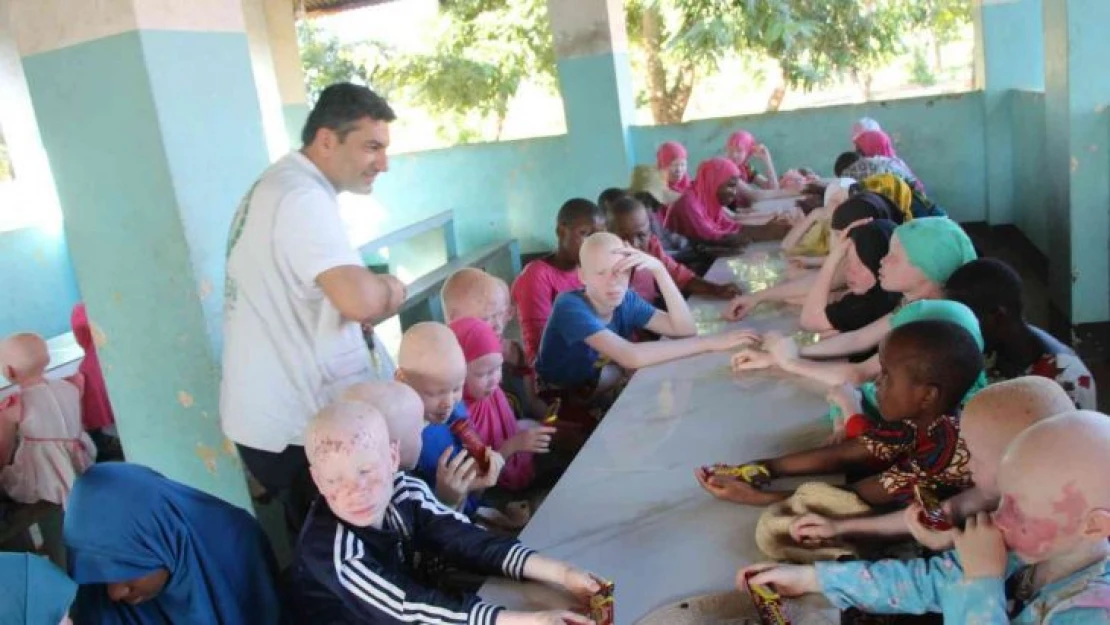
<box><xmin>0</xmin><ymin>552</ymin><xmax>76</xmax><ymax>625</ymax></box>
<box><xmin>736</xmin><ymin>217</ymin><xmax>978</xmax><ymax>393</ymax></box>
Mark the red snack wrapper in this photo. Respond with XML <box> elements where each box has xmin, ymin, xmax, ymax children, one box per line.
<box><xmin>450</xmin><ymin>420</ymin><xmax>490</xmax><ymax>472</ymax></box>
<box><xmin>744</xmin><ymin>571</ymin><xmax>792</xmax><ymax>625</ymax></box>
<box><xmin>542</xmin><ymin>398</ymin><xmax>561</xmax><ymax>425</ymax></box>
<box><xmin>913</xmin><ymin>483</ymin><xmax>953</xmax><ymax>531</ymax></box>
<box><xmin>589</xmin><ymin>578</ymin><xmax>614</xmax><ymax>625</ymax></box>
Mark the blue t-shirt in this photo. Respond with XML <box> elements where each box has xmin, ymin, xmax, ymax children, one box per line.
<box><xmin>535</xmin><ymin>289</ymin><xmax>657</xmax><ymax>387</ymax></box>
<box><xmin>415</xmin><ymin>402</ymin><xmax>478</xmax><ymax>514</ymax></box>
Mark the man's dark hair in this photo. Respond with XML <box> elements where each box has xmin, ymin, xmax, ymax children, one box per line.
<box><xmin>609</xmin><ymin>196</ymin><xmax>646</xmax><ymax>220</ymax></box>
<box><xmin>884</xmin><ymin>319</ymin><xmax>985</xmax><ymax>413</ymax></box>
<box><xmin>597</xmin><ymin>187</ymin><xmax>630</xmax><ymax>210</ymax></box>
<box><xmin>301</xmin><ymin>83</ymin><xmax>396</xmax><ymax>146</ymax></box>
<box><xmin>556</xmin><ymin>198</ymin><xmax>603</xmax><ymax>227</ymax></box>
<box><xmin>945</xmin><ymin>258</ymin><xmax>1025</xmax><ymax>319</ymax></box>
<box><xmin>834</xmin><ymin>151</ymin><xmax>861</xmax><ymax>176</ymax></box>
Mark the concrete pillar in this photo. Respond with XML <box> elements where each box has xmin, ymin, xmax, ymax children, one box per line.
<box><xmin>242</xmin><ymin>0</ymin><xmax>291</xmax><ymax>159</ymax></box>
<box><xmin>546</xmin><ymin>0</ymin><xmax>636</xmax><ymax>192</ymax></box>
<box><xmin>10</xmin><ymin>0</ymin><xmax>272</xmax><ymax>506</ymax></box>
<box><xmin>262</xmin><ymin>0</ymin><xmax>309</xmax><ymax>147</ymax></box>
<box><xmin>973</xmin><ymin>0</ymin><xmax>1045</xmax><ymax>226</ymax></box>
<box><xmin>1042</xmin><ymin>0</ymin><xmax>1110</xmax><ymax>325</ymax></box>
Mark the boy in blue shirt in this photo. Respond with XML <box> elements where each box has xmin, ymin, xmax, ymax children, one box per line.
<box><xmin>534</xmin><ymin>232</ymin><xmax>755</xmax><ymax>416</ymax></box>
<box><xmin>740</xmin><ymin>410</ymin><xmax>1110</xmax><ymax>623</ymax></box>
<box><xmin>396</xmin><ymin>322</ymin><xmax>503</xmax><ymax>512</ymax></box>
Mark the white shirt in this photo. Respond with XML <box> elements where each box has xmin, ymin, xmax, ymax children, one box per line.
<box><xmin>221</xmin><ymin>152</ymin><xmax>394</xmax><ymax>452</ymax></box>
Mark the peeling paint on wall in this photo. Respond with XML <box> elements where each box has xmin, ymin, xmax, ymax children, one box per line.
<box><xmin>1070</xmin><ymin>156</ymin><xmax>1079</xmax><ymax>172</ymax></box>
<box><xmin>177</xmin><ymin>390</ymin><xmax>194</xmax><ymax>408</ymax></box>
<box><xmin>195</xmin><ymin>442</ymin><xmax>218</xmax><ymax>474</ymax></box>
<box><xmin>91</xmin><ymin>322</ymin><xmax>107</xmax><ymax>348</ymax></box>
<box><xmin>198</xmin><ymin>278</ymin><xmax>212</xmax><ymax>300</ymax></box>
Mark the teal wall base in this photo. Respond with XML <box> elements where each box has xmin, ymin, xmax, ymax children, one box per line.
<box><xmin>21</xmin><ymin>29</ymin><xmax>267</xmax><ymax>507</ymax></box>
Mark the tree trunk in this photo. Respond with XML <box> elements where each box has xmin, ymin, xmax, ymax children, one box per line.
<box><xmin>765</xmin><ymin>66</ymin><xmax>786</xmax><ymax>112</ymax></box>
<box><xmin>932</xmin><ymin>36</ymin><xmax>943</xmax><ymax>73</ymax></box>
<box><xmin>642</xmin><ymin>6</ymin><xmax>694</xmax><ymax>125</ymax></box>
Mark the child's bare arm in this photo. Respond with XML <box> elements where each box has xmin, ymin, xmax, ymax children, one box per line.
<box><xmin>777</xmin><ymin>354</ymin><xmax>879</xmax><ymax>387</ymax></box>
<box><xmin>799</xmin><ymin>313</ymin><xmax>892</xmax><ymax>359</ymax></box>
<box><xmin>845</xmin><ymin>475</ymin><xmax>899</xmax><ymax>508</ymax></box>
<box><xmin>763</xmin><ymin>438</ymin><xmax>873</xmax><ymax>478</ymax></box>
<box><xmin>585</xmin><ymin>328</ymin><xmax>756</xmax><ymax>371</ymax></box>
<box><xmin>642</xmin><ymin>255</ymin><xmax>696</xmax><ymax>337</ymax></box>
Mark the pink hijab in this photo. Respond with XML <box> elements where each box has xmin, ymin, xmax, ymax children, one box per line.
<box><xmin>70</xmin><ymin>303</ymin><xmax>115</xmax><ymax>431</ymax></box>
<box><xmin>855</xmin><ymin>130</ymin><xmax>896</xmax><ymax>157</ymax></box>
<box><xmin>664</xmin><ymin>157</ymin><xmax>742</xmax><ymax>242</ymax></box>
<box><xmin>725</xmin><ymin>131</ymin><xmax>757</xmax><ymax>182</ymax></box>
<box><xmin>656</xmin><ymin>141</ymin><xmax>692</xmax><ymax>193</ymax></box>
<box><xmin>449</xmin><ymin>317</ymin><xmax>533</xmax><ymax>491</ymax></box>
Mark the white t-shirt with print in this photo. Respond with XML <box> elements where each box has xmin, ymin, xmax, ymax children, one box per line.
<box><xmin>221</xmin><ymin>152</ymin><xmax>394</xmax><ymax>452</ymax></box>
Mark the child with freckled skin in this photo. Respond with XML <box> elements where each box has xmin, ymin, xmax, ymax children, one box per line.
<box><xmin>396</xmin><ymin>322</ymin><xmax>505</xmax><ymax>514</ymax></box>
<box><xmin>741</xmin><ymin>409</ymin><xmax>1110</xmax><ymax>624</ymax></box>
<box><xmin>788</xmin><ymin>376</ymin><xmax>1077</xmax><ymax>554</ymax></box>
<box><xmin>340</xmin><ymin>380</ymin><xmax>425</xmax><ymax>471</ymax></box>
<box><xmin>293</xmin><ymin>402</ymin><xmax>600</xmax><ymax>625</ymax></box>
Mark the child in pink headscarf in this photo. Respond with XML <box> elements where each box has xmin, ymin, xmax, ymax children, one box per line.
<box><xmin>656</xmin><ymin>141</ymin><xmax>692</xmax><ymax>193</ymax></box>
<box><xmin>449</xmin><ymin>317</ymin><xmax>555</xmax><ymax>492</ymax></box>
<box><xmin>724</xmin><ymin>131</ymin><xmax>805</xmax><ymax>207</ymax></box>
<box><xmin>853</xmin><ymin>130</ymin><xmax>925</xmax><ymax>193</ymax></box>
<box><xmin>665</xmin><ymin>158</ymin><xmax>792</xmax><ymax>247</ymax></box>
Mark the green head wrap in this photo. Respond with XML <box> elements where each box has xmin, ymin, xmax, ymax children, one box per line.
<box><xmin>894</xmin><ymin>217</ymin><xmax>977</xmax><ymax>284</ymax></box>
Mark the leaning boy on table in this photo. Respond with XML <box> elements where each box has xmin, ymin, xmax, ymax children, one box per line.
<box><xmin>534</xmin><ymin>232</ymin><xmax>756</xmax><ymax>423</ymax></box>
<box><xmin>294</xmin><ymin>401</ymin><xmax>600</xmax><ymax>625</ymax></box>
<box><xmin>740</xmin><ymin>410</ymin><xmax>1110</xmax><ymax>624</ymax></box>
<box><xmin>789</xmin><ymin>376</ymin><xmax>1077</xmax><ymax>551</ymax></box>
<box><xmin>697</xmin><ymin>319</ymin><xmax>983</xmax><ymax>509</ymax></box>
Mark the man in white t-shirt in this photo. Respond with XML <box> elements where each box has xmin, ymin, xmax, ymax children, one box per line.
<box><xmin>221</xmin><ymin>83</ymin><xmax>406</xmax><ymax>532</ymax></box>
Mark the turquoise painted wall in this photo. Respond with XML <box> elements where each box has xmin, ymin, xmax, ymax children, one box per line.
<box><xmin>283</xmin><ymin>102</ymin><xmax>309</xmax><ymax>148</ymax></box>
<box><xmin>632</xmin><ymin>92</ymin><xmax>989</xmax><ymax>224</ymax></box>
<box><xmin>0</xmin><ymin>226</ymin><xmax>79</xmax><ymax>337</ymax></box>
<box><xmin>1011</xmin><ymin>90</ymin><xmax>1048</xmax><ymax>253</ymax></box>
<box><xmin>22</xmin><ymin>30</ymin><xmax>259</xmax><ymax>507</ymax></box>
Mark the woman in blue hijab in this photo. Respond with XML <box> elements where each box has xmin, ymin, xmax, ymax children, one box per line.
<box><xmin>63</xmin><ymin>462</ymin><xmax>285</xmax><ymax>624</ymax></box>
<box><xmin>0</xmin><ymin>552</ymin><xmax>76</xmax><ymax>625</ymax></box>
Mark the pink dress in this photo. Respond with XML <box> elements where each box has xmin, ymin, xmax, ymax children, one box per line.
<box><xmin>511</xmin><ymin>257</ymin><xmax>583</xmax><ymax>365</ymax></box>
<box><xmin>664</xmin><ymin>157</ymin><xmax>743</xmax><ymax>243</ymax></box>
<box><xmin>0</xmin><ymin>378</ymin><xmax>96</xmax><ymax>506</ymax></box>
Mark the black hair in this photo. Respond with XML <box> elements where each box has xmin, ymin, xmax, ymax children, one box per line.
<box><xmin>597</xmin><ymin>187</ymin><xmax>630</xmax><ymax>210</ymax></box>
<box><xmin>608</xmin><ymin>196</ymin><xmax>647</xmax><ymax>220</ymax></box>
<box><xmin>633</xmin><ymin>191</ymin><xmax>663</xmax><ymax>211</ymax></box>
<box><xmin>884</xmin><ymin>319</ymin><xmax>985</xmax><ymax>413</ymax></box>
<box><xmin>834</xmin><ymin>151</ymin><xmax>861</xmax><ymax>177</ymax></box>
<box><xmin>944</xmin><ymin>258</ymin><xmax>1024</xmax><ymax>319</ymax></box>
<box><xmin>556</xmin><ymin>198</ymin><xmax>604</xmax><ymax>227</ymax></box>
<box><xmin>301</xmin><ymin>83</ymin><xmax>397</xmax><ymax>147</ymax></box>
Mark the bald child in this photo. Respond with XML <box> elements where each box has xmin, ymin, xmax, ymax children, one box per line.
<box><xmin>294</xmin><ymin>401</ymin><xmax>598</xmax><ymax>625</ymax></box>
<box><xmin>534</xmin><ymin>232</ymin><xmax>756</xmax><ymax>400</ymax></box>
<box><xmin>395</xmin><ymin>322</ymin><xmax>504</xmax><ymax>512</ymax></box>
<box><xmin>742</xmin><ymin>409</ymin><xmax>1110</xmax><ymax>623</ymax></box>
<box><xmin>341</xmin><ymin>380</ymin><xmax>424</xmax><ymax>470</ymax></box>
<box><xmin>791</xmin><ymin>376</ymin><xmax>1076</xmax><ymax>551</ymax></box>
<box><xmin>442</xmin><ymin>268</ymin><xmax>509</xmax><ymax>335</ymax></box>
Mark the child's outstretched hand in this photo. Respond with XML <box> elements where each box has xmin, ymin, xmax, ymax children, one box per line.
<box><xmin>504</xmin><ymin>426</ymin><xmax>557</xmax><ymax>456</ymax></box>
<box><xmin>694</xmin><ymin>467</ymin><xmax>780</xmax><ymax>506</ymax></box>
<box><xmin>707</xmin><ymin>329</ymin><xmax>761</xmax><ymax>352</ymax></box>
<box><xmin>737</xmin><ymin>562</ymin><xmax>820</xmax><ymax>598</ymax></box>
<box><xmin>611</xmin><ymin>248</ymin><xmax>664</xmax><ymax>278</ymax></box>
<box><xmin>436</xmin><ymin>448</ymin><xmax>478</xmax><ymax>508</ymax></box>
<box><xmin>954</xmin><ymin>512</ymin><xmax>1007</xmax><ymax>579</ymax></box>
<box><xmin>904</xmin><ymin>502</ymin><xmax>956</xmax><ymax>552</ymax></box>
<box><xmin>722</xmin><ymin>295</ymin><xmax>760</xmax><ymax>321</ymax></box>
<box><xmin>763</xmin><ymin>332</ymin><xmax>799</xmax><ymax>365</ymax></box>
<box><xmin>560</xmin><ymin>567</ymin><xmax>602</xmax><ymax>601</ymax></box>
<box><xmin>710</xmin><ymin>282</ymin><xmax>743</xmax><ymax>300</ymax></box>
<box><xmin>731</xmin><ymin>349</ymin><xmax>775</xmax><ymax>372</ymax></box>
<box><xmin>789</xmin><ymin>513</ymin><xmax>841</xmax><ymax>545</ymax></box>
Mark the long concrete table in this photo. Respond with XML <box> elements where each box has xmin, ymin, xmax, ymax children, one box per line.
<box><xmin>480</xmin><ymin>245</ymin><xmax>839</xmax><ymax>623</ymax></box>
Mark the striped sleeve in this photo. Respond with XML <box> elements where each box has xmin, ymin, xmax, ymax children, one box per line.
<box><xmin>331</xmin><ymin>524</ymin><xmax>502</xmax><ymax>625</ymax></box>
<box><xmin>398</xmin><ymin>475</ymin><xmax>537</xmax><ymax>580</ymax></box>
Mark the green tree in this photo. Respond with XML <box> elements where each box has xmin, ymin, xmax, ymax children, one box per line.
<box><xmin>298</xmin><ymin>19</ymin><xmax>383</xmax><ymax>104</ymax></box>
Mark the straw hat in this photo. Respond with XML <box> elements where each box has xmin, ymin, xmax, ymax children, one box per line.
<box><xmin>636</xmin><ymin>589</ymin><xmax>837</xmax><ymax>625</ymax></box>
<box><xmin>755</xmin><ymin>482</ymin><xmax>872</xmax><ymax>563</ymax></box>
<box><xmin>630</xmin><ymin>165</ymin><xmax>681</xmax><ymax>205</ymax></box>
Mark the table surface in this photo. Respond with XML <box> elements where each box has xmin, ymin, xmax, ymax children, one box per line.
<box><xmin>480</xmin><ymin>244</ymin><xmax>840</xmax><ymax>624</ymax></box>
